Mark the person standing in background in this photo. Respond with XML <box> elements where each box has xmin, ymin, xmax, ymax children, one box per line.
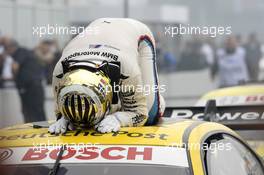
<box><xmin>34</xmin><ymin>40</ymin><xmax>61</xmax><ymax>84</ymax></box>
<box><xmin>211</xmin><ymin>36</ymin><xmax>249</xmax><ymax>88</ymax></box>
<box><xmin>3</xmin><ymin>38</ymin><xmax>46</xmax><ymax>123</ymax></box>
<box><xmin>201</xmin><ymin>37</ymin><xmax>215</xmax><ymax>67</ymax></box>
<box><xmin>235</xmin><ymin>34</ymin><xmax>243</xmax><ymax>46</ymax></box>
<box><xmin>179</xmin><ymin>37</ymin><xmax>206</xmax><ymax>71</ymax></box>
<box><xmin>0</xmin><ymin>45</ymin><xmax>4</xmax><ymax>88</ymax></box>
<box><xmin>0</xmin><ymin>38</ymin><xmax>5</xmax><ymax>87</ymax></box>
<box><xmin>244</xmin><ymin>33</ymin><xmax>262</xmax><ymax>81</ymax></box>
<box><xmin>46</xmin><ymin>40</ymin><xmax>61</xmax><ymax>84</ymax></box>
<box><xmin>0</xmin><ymin>45</ymin><xmax>13</xmax><ymax>87</ymax></box>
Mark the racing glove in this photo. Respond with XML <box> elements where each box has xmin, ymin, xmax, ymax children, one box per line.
<box><xmin>48</xmin><ymin>116</ymin><xmax>74</xmax><ymax>134</ymax></box>
<box><xmin>95</xmin><ymin>114</ymin><xmax>121</xmax><ymax>133</ymax></box>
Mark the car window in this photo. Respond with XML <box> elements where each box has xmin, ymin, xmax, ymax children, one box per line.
<box><xmin>206</xmin><ymin>134</ymin><xmax>263</xmax><ymax>175</ymax></box>
<box><xmin>0</xmin><ymin>164</ymin><xmax>191</xmax><ymax>175</ymax></box>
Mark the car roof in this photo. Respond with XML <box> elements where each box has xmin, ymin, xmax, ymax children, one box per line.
<box><xmin>0</xmin><ymin>119</ymin><xmax>241</xmax><ymax>170</ymax></box>
<box><xmin>0</xmin><ymin>119</ymin><xmax>236</xmax><ymax>148</ymax></box>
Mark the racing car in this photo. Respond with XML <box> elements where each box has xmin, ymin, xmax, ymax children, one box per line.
<box><xmin>195</xmin><ymin>83</ymin><xmax>264</xmax><ymax>159</ymax></box>
<box><xmin>0</xmin><ymin>106</ymin><xmax>264</xmax><ymax>175</ymax></box>
<box><xmin>196</xmin><ymin>83</ymin><xmax>264</xmax><ymax>106</ymax></box>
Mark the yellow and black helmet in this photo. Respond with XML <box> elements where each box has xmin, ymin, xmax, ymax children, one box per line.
<box><xmin>57</xmin><ymin>69</ymin><xmax>112</xmax><ymax>128</ymax></box>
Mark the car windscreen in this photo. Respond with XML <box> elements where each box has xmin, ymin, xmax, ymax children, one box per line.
<box><xmin>0</xmin><ymin>163</ymin><xmax>191</xmax><ymax>175</ymax></box>
<box><xmin>206</xmin><ymin>134</ymin><xmax>264</xmax><ymax>175</ymax></box>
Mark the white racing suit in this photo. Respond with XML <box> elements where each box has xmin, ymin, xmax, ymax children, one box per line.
<box><xmin>52</xmin><ymin>18</ymin><xmax>165</xmax><ymax>130</ymax></box>
<box><xmin>217</xmin><ymin>47</ymin><xmax>249</xmax><ymax>87</ymax></box>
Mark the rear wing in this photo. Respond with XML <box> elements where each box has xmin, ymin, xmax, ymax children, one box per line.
<box><xmin>163</xmin><ymin>100</ymin><xmax>264</xmax><ymax>130</ymax></box>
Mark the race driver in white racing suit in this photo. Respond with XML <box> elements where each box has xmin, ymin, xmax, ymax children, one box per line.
<box><xmin>49</xmin><ymin>18</ymin><xmax>165</xmax><ymax>134</ymax></box>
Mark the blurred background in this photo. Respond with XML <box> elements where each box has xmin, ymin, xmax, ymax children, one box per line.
<box><xmin>0</xmin><ymin>0</ymin><xmax>264</xmax><ymax>128</ymax></box>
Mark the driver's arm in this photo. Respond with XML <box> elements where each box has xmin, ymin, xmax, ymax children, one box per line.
<box><xmin>114</xmin><ymin>75</ymin><xmax>148</xmax><ymax>127</ymax></box>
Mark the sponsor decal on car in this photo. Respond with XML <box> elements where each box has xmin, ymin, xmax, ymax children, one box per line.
<box><xmin>197</xmin><ymin>95</ymin><xmax>264</xmax><ymax>106</ymax></box>
<box><xmin>0</xmin><ymin>145</ymin><xmax>188</xmax><ymax>167</ymax></box>
<box><xmin>0</xmin><ymin>130</ymin><xmax>169</xmax><ymax>142</ymax></box>
<box><xmin>0</xmin><ymin>148</ymin><xmax>13</xmax><ymax>162</ymax></box>
<box><xmin>170</xmin><ymin>109</ymin><xmax>264</xmax><ymax>121</ymax></box>
<box><xmin>164</xmin><ymin>105</ymin><xmax>264</xmax><ymax>122</ymax></box>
